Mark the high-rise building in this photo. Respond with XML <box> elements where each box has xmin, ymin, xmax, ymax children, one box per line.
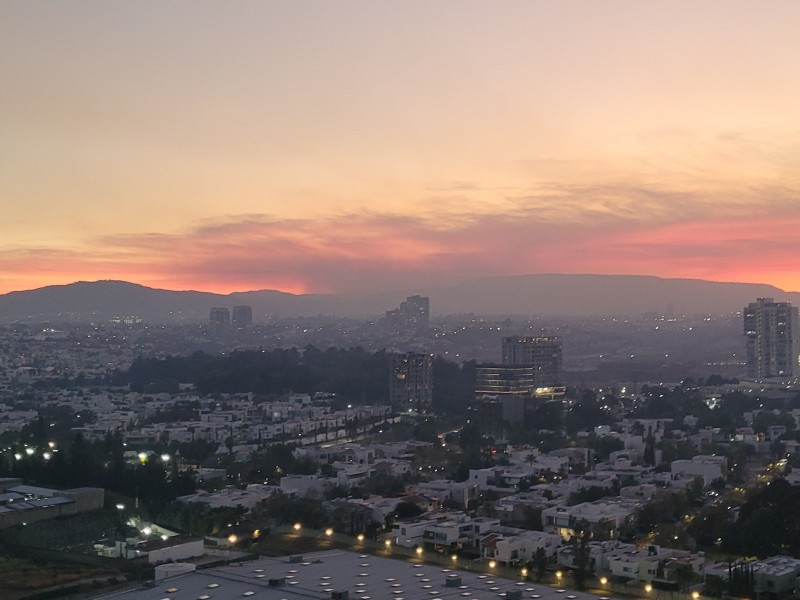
<box><xmin>385</xmin><ymin>295</ymin><xmax>430</xmax><ymax>336</ymax></box>
<box><xmin>501</xmin><ymin>336</ymin><xmax>562</xmax><ymax>386</ymax></box>
<box><xmin>475</xmin><ymin>365</ymin><xmax>535</xmax><ymax>398</ymax></box>
<box><xmin>209</xmin><ymin>307</ymin><xmax>231</xmax><ymax>338</ymax></box>
<box><xmin>232</xmin><ymin>305</ymin><xmax>253</xmax><ymax>329</ymax></box>
<box><xmin>744</xmin><ymin>298</ymin><xmax>799</xmax><ymax>379</ymax></box>
<box><xmin>389</xmin><ymin>352</ymin><xmax>433</xmax><ymax>414</ymax></box>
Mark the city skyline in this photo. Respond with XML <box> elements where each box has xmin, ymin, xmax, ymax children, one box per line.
<box><xmin>3</xmin><ymin>2</ymin><xmax>800</xmax><ymax>296</ymax></box>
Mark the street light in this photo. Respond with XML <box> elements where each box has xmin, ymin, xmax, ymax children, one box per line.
<box><xmin>488</xmin><ymin>560</ymin><xmax>497</xmax><ymax>569</ymax></box>
<box><xmin>521</xmin><ymin>568</ymin><xmax>528</xmax><ymax>578</ymax></box>
<box><xmin>645</xmin><ymin>584</ymin><xmax>653</xmax><ymax>593</ymax></box>
<box><xmin>357</xmin><ymin>533</ymin><xmax>365</xmax><ymax>542</ymax></box>
<box><xmin>293</xmin><ymin>522</ymin><xmax>302</xmax><ymax>532</ymax></box>
<box><xmin>600</xmin><ymin>576</ymin><xmax>608</xmax><ymax>585</ymax></box>
<box><xmin>325</xmin><ymin>528</ymin><xmax>334</xmax><ymax>537</ymax></box>
<box><xmin>415</xmin><ymin>546</ymin><xmax>423</xmax><ymax>557</ymax></box>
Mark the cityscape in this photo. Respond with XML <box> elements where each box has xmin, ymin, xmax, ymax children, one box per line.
<box><xmin>3</xmin><ymin>2</ymin><xmax>800</xmax><ymax>600</ymax></box>
<box><xmin>0</xmin><ymin>288</ymin><xmax>799</xmax><ymax>600</ymax></box>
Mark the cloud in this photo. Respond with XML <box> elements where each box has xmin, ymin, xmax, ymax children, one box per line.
<box><xmin>2</xmin><ymin>177</ymin><xmax>800</xmax><ymax>295</ymax></box>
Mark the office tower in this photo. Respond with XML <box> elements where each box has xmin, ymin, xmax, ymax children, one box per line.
<box><xmin>475</xmin><ymin>365</ymin><xmax>535</xmax><ymax>398</ymax></box>
<box><xmin>389</xmin><ymin>352</ymin><xmax>433</xmax><ymax>414</ymax></box>
<box><xmin>744</xmin><ymin>298</ymin><xmax>800</xmax><ymax>379</ymax></box>
<box><xmin>232</xmin><ymin>305</ymin><xmax>253</xmax><ymax>329</ymax></box>
<box><xmin>209</xmin><ymin>307</ymin><xmax>231</xmax><ymax>338</ymax></box>
<box><xmin>385</xmin><ymin>295</ymin><xmax>430</xmax><ymax>336</ymax></box>
<box><xmin>501</xmin><ymin>336</ymin><xmax>562</xmax><ymax>386</ymax></box>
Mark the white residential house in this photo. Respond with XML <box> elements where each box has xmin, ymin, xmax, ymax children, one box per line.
<box><xmin>670</xmin><ymin>455</ymin><xmax>727</xmax><ymax>486</ymax></box>
<box><xmin>541</xmin><ymin>499</ymin><xmax>639</xmax><ymax>541</ymax></box>
<box><xmin>481</xmin><ymin>530</ymin><xmax>562</xmax><ymax>566</ymax></box>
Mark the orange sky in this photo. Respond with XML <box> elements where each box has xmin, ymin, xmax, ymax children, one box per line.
<box><xmin>2</xmin><ymin>1</ymin><xmax>800</xmax><ymax>295</ymax></box>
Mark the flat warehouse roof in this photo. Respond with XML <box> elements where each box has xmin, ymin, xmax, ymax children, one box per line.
<box><xmin>90</xmin><ymin>549</ymin><xmax>616</xmax><ymax>600</ymax></box>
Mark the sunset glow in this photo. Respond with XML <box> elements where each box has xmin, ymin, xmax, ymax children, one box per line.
<box><xmin>2</xmin><ymin>1</ymin><xmax>800</xmax><ymax>296</ymax></box>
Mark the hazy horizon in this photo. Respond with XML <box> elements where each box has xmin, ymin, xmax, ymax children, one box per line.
<box><xmin>3</xmin><ymin>2</ymin><xmax>800</xmax><ymax>295</ymax></box>
<box><xmin>2</xmin><ymin>271</ymin><xmax>798</xmax><ymax>298</ymax></box>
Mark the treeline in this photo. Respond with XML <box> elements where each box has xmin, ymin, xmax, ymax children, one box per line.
<box><xmin>722</xmin><ymin>477</ymin><xmax>800</xmax><ymax>556</ymax></box>
<box><xmin>115</xmin><ymin>347</ymin><xmax>476</xmax><ymax>415</ymax></box>
<box><xmin>1</xmin><ymin>430</ymin><xmax>195</xmax><ymax>516</ymax></box>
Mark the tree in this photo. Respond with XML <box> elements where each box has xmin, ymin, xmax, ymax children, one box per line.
<box><xmin>571</xmin><ymin>519</ymin><xmax>592</xmax><ymax>590</ymax></box>
<box><xmin>671</xmin><ymin>562</ymin><xmax>696</xmax><ymax>591</ymax></box>
<box><xmin>533</xmin><ymin>547</ymin><xmax>548</xmax><ymax>582</ymax></box>
<box><xmin>521</xmin><ymin>506</ymin><xmax>543</xmax><ymax>531</ymax></box>
<box><xmin>393</xmin><ymin>501</ymin><xmax>424</xmax><ymax>520</ymax></box>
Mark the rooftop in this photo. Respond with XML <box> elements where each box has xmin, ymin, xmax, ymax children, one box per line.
<box><xmin>90</xmin><ymin>549</ymin><xmax>611</xmax><ymax>600</ymax></box>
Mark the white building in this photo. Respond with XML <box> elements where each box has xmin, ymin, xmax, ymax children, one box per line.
<box><xmin>541</xmin><ymin>499</ymin><xmax>639</xmax><ymax>541</ymax></box>
<box><xmin>670</xmin><ymin>455</ymin><xmax>727</xmax><ymax>486</ymax></box>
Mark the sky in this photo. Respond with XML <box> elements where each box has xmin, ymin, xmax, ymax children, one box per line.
<box><xmin>2</xmin><ymin>1</ymin><xmax>800</xmax><ymax>296</ymax></box>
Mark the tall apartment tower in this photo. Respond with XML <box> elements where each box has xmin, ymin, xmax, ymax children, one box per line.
<box><xmin>385</xmin><ymin>295</ymin><xmax>430</xmax><ymax>336</ymax></box>
<box><xmin>501</xmin><ymin>336</ymin><xmax>562</xmax><ymax>386</ymax></box>
<box><xmin>209</xmin><ymin>307</ymin><xmax>231</xmax><ymax>338</ymax></box>
<box><xmin>232</xmin><ymin>305</ymin><xmax>253</xmax><ymax>329</ymax></box>
<box><xmin>389</xmin><ymin>352</ymin><xmax>433</xmax><ymax>414</ymax></box>
<box><xmin>744</xmin><ymin>298</ymin><xmax>800</xmax><ymax>379</ymax></box>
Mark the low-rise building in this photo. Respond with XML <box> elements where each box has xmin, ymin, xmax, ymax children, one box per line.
<box><xmin>541</xmin><ymin>499</ymin><xmax>639</xmax><ymax>541</ymax></box>
<box><xmin>671</xmin><ymin>455</ymin><xmax>727</xmax><ymax>486</ymax></box>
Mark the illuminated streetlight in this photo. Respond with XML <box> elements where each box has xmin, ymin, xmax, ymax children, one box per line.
<box><xmin>556</xmin><ymin>571</ymin><xmax>563</xmax><ymax>580</ymax></box>
<box><xmin>228</xmin><ymin>534</ymin><xmax>238</xmax><ymax>544</ymax></box>
<box><xmin>14</xmin><ymin>453</ymin><xmax>22</xmax><ymax>460</ymax></box>
<box><xmin>600</xmin><ymin>576</ymin><xmax>608</xmax><ymax>585</ymax></box>
<box><xmin>293</xmin><ymin>523</ymin><xmax>302</xmax><ymax>532</ymax></box>
<box><xmin>161</xmin><ymin>453</ymin><xmax>170</xmax><ymax>462</ymax></box>
<box><xmin>25</xmin><ymin>447</ymin><xmax>34</xmax><ymax>456</ymax></box>
<box><xmin>488</xmin><ymin>560</ymin><xmax>497</xmax><ymax>569</ymax></box>
<box><xmin>451</xmin><ymin>554</ymin><xmax>458</xmax><ymax>562</ymax></box>
<box><xmin>692</xmin><ymin>593</ymin><xmax>700</xmax><ymax>600</ymax></box>
<box><xmin>521</xmin><ymin>568</ymin><xmax>528</xmax><ymax>578</ymax></box>
<box><xmin>645</xmin><ymin>584</ymin><xmax>653</xmax><ymax>593</ymax></box>
<box><xmin>357</xmin><ymin>533</ymin><xmax>365</xmax><ymax>542</ymax></box>
<box><xmin>42</xmin><ymin>452</ymin><xmax>51</xmax><ymax>460</ymax></box>
<box><xmin>384</xmin><ymin>539</ymin><xmax>392</xmax><ymax>549</ymax></box>
<box><xmin>115</xmin><ymin>503</ymin><xmax>125</xmax><ymax>510</ymax></box>
<box><xmin>253</xmin><ymin>529</ymin><xmax>261</xmax><ymax>539</ymax></box>
<box><xmin>415</xmin><ymin>546</ymin><xmax>423</xmax><ymax>556</ymax></box>
<box><xmin>325</xmin><ymin>528</ymin><xmax>334</xmax><ymax>537</ymax></box>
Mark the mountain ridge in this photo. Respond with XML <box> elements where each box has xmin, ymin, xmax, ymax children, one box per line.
<box><xmin>0</xmin><ymin>275</ymin><xmax>796</xmax><ymax>322</ymax></box>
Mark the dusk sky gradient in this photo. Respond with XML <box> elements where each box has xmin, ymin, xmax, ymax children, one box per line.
<box><xmin>3</xmin><ymin>1</ymin><xmax>800</xmax><ymax>295</ymax></box>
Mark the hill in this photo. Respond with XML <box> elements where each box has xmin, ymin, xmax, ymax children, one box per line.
<box><xmin>0</xmin><ymin>275</ymin><xmax>796</xmax><ymax>322</ymax></box>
